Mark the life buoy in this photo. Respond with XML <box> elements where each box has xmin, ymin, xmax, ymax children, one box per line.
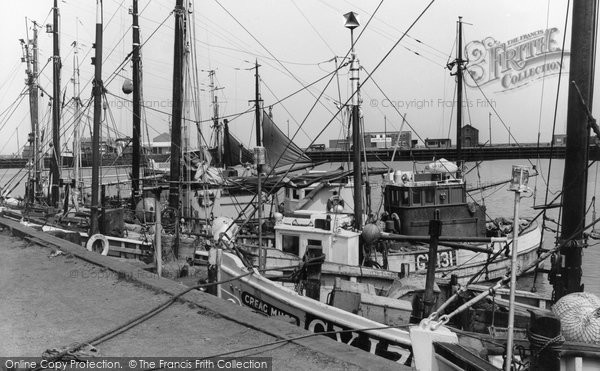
<box><xmin>86</xmin><ymin>234</ymin><xmax>109</xmax><ymax>256</ymax></box>
<box><xmin>327</xmin><ymin>195</ymin><xmax>345</xmax><ymax>212</ymax></box>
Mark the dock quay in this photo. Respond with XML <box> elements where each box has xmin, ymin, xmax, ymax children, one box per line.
<box><xmin>0</xmin><ymin>217</ymin><xmax>404</xmax><ymax>370</ymax></box>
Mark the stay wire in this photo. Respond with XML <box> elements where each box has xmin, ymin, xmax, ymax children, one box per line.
<box><xmin>464</xmin><ymin>66</ymin><xmax>541</xmax><ymax>176</ymax></box>
<box><xmin>214</xmin><ymin>0</ymin><xmax>368</xmax><ymax>119</ymax></box>
<box><xmin>217</xmin><ymin>0</ymin><xmax>438</xmax><ymax>245</ymax></box>
<box><xmin>240</xmin><ymin>0</ymin><xmax>389</xmax><ymax>181</ymax></box>
<box><xmin>361</xmin><ymin>66</ymin><xmax>427</xmax><ymax>145</ymax></box>
<box><xmin>533</xmin><ymin>0</ymin><xmax>572</xmax><ymax>290</ymax></box>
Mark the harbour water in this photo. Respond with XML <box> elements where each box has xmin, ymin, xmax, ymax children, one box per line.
<box><xmin>1</xmin><ymin>158</ymin><xmax>598</xmax><ymax>297</ymax></box>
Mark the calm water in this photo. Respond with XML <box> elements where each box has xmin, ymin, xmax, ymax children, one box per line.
<box><xmin>2</xmin><ymin>159</ymin><xmax>598</xmax><ymax>296</ymax></box>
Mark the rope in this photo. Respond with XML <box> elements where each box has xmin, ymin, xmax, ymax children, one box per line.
<box><xmin>31</xmin><ymin>271</ymin><xmax>253</xmax><ymax>371</ymax></box>
<box><xmin>33</xmin><ymin>250</ymin><xmax>339</xmax><ymax>371</ymax></box>
<box><xmin>528</xmin><ymin>332</ymin><xmax>565</xmax><ymax>354</ymax></box>
<box><xmin>429</xmin><ymin>279</ymin><xmax>504</xmax><ymax>329</ymax></box>
<box><xmin>429</xmin><ymin>212</ymin><xmax>600</xmax><ymax>328</ymax></box>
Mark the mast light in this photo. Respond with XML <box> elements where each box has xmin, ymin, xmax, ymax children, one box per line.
<box><xmin>343</xmin><ymin>12</ymin><xmax>360</xmax><ymax>30</ymax></box>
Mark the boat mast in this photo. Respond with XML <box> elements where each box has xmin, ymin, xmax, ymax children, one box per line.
<box><xmin>131</xmin><ymin>0</ymin><xmax>141</xmax><ymax>206</ymax></box>
<box><xmin>253</xmin><ymin>61</ymin><xmax>265</xmax><ymax>270</ymax></box>
<box><xmin>90</xmin><ymin>0</ymin><xmax>104</xmax><ymax>235</ymax></box>
<box><xmin>209</xmin><ymin>70</ymin><xmax>222</xmax><ymax>166</ymax></box>
<box><xmin>553</xmin><ymin>0</ymin><xmax>597</xmax><ymax>300</ymax></box>
<box><xmin>254</xmin><ymin>61</ymin><xmax>262</xmax><ymax>147</ymax></box>
<box><xmin>72</xmin><ymin>37</ymin><xmax>81</xmax><ymax>210</ymax></box>
<box><xmin>168</xmin><ymin>0</ymin><xmax>185</xmax><ymax>258</ymax></box>
<box><xmin>344</xmin><ymin>11</ymin><xmax>362</xmax><ymax>230</ymax></box>
<box><xmin>50</xmin><ymin>0</ymin><xmax>61</xmax><ymax>206</ymax></box>
<box><xmin>23</xmin><ymin>22</ymin><xmax>40</xmax><ymax>204</ymax></box>
<box><xmin>453</xmin><ymin>16</ymin><xmax>465</xmax><ymax>177</ymax></box>
<box><xmin>168</xmin><ymin>0</ymin><xmax>185</xmax><ymax>210</ymax></box>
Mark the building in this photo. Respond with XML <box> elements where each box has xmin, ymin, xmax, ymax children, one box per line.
<box><xmin>329</xmin><ymin>138</ymin><xmax>351</xmax><ymax>150</ymax></box>
<box><xmin>363</xmin><ymin>131</ymin><xmax>413</xmax><ymax>149</ymax></box>
<box><xmin>143</xmin><ymin>133</ymin><xmax>171</xmax><ymax>155</ymax></box>
<box><xmin>553</xmin><ymin>134</ymin><xmax>567</xmax><ymax>145</ymax></box>
<box><xmin>329</xmin><ymin>131</ymin><xmax>414</xmax><ymax>150</ymax></box>
<box><xmin>425</xmin><ymin>138</ymin><xmax>452</xmax><ymax>148</ymax></box>
<box><xmin>461</xmin><ymin>125</ymin><xmax>479</xmax><ymax>147</ymax></box>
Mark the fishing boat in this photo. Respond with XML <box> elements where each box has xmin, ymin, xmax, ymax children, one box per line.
<box><xmin>0</xmin><ymin>0</ymin><xmax>155</xmax><ymax>261</ymax></box>
<box><xmin>212</xmin><ymin>4</ymin><xmax>600</xmax><ymax>370</ymax></box>
<box><xmin>226</xmin><ymin>13</ymin><xmax>543</xmax><ymax>290</ymax></box>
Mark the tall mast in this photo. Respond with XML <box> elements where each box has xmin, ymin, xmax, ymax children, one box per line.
<box><xmin>553</xmin><ymin>0</ymin><xmax>597</xmax><ymax>300</ymax></box>
<box><xmin>72</xmin><ymin>36</ymin><xmax>81</xmax><ymax>209</ymax></box>
<box><xmin>455</xmin><ymin>17</ymin><xmax>464</xmax><ymax>176</ymax></box>
<box><xmin>208</xmin><ymin>70</ymin><xmax>222</xmax><ymax>166</ymax></box>
<box><xmin>344</xmin><ymin>11</ymin><xmax>362</xmax><ymax>230</ymax></box>
<box><xmin>131</xmin><ymin>0</ymin><xmax>141</xmax><ymax>206</ymax></box>
<box><xmin>32</xmin><ymin>25</ymin><xmax>41</xmax><ymax>202</ymax></box>
<box><xmin>50</xmin><ymin>0</ymin><xmax>61</xmax><ymax>206</ymax></box>
<box><xmin>254</xmin><ymin>61</ymin><xmax>262</xmax><ymax>147</ymax></box>
<box><xmin>23</xmin><ymin>22</ymin><xmax>40</xmax><ymax>204</ymax></box>
<box><xmin>90</xmin><ymin>0</ymin><xmax>104</xmax><ymax>235</ymax></box>
<box><xmin>168</xmin><ymin>0</ymin><xmax>185</xmax><ymax>211</ymax></box>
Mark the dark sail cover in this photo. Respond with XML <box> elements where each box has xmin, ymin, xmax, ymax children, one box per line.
<box><xmin>223</xmin><ymin>121</ymin><xmax>254</xmax><ymax>166</ymax></box>
<box><xmin>261</xmin><ymin>111</ymin><xmax>311</xmax><ymax>168</ymax></box>
<box><xmin>209</xmin><ymin>126</ymin><xmax>254</xmax><ymax>166</ymax></box>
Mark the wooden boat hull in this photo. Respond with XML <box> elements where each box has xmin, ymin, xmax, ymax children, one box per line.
<box><xmin>240</xmin><ymin>224</ymin><xmax>543</xmax><ymax>289</ymax></box>
<box><xmin>216</xmin><ymin>251</ymin><xmax>415</xmax><ymax>366</ymax></box>
<box><xmin>383</xmin><ymin>224</ymin><xmax>543</xmax><ymax>285</ymax></box>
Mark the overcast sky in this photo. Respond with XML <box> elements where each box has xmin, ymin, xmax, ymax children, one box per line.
<box><xmin>0</xmin><ymin>0</ymin><xmax>591</xmax><ymax>156</ymax></box>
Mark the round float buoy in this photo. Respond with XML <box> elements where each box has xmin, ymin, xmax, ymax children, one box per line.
<box><xmin>362</xmin><ymin>223</ymin><xmax>381</xmax><ymax>244</ymax></box>
<box><xmin>86</xmin><ymin>234</ymin><xmax>109</xmax><ymax>256</ymax></box>
<box><xmin>135</xmin><ymin>197</ymin><xmax>156</xmax><ymax>222</ymax></box>
<box><xmin>122</xmin><ymin>78</ymin><xmax>133</xmax><ymax>94</ymax></box>
<box><xmin>553</xmin><ymin>292</ymin><xmax>600</xmax><ymax>344</ymax></box>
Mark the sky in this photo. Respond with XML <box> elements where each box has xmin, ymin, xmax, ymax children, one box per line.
<box><xmin>0</xmin><ymin>0</ymin><xmax>591</xmax><ymax>156</ymax></box>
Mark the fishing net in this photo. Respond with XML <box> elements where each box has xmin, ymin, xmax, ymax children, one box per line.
<box><xmin>552</xmin><ymin>292</ymin><xmax>600</xmax><ymax>344</ymax></box>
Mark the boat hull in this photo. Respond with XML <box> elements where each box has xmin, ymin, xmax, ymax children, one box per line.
<box><xmin>216</xmin><ymin>251</ymin><xmax>415</xmax><ymax>366</ymax></box>
<box><xmin>382</xmin><ymin>224</ymin><xmax>543</xmax><ymax>285</ymax></box>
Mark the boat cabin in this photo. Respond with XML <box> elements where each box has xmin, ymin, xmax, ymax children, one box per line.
<box><xmin>384</xmin><ymin>169</ymin><xmax>486</xmax><ymax>237</ymax></box>
<box><xmin>283</xmin><ymin>182</ymin><xmax>354</xmax><ymax>216</ymax></box>
<box><xmin>274</xmin><ymin>213</ymin><xmax>359</xmax><ymax>267</ymax></box>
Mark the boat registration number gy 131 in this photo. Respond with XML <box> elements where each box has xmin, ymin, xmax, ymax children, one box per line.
<box><xmin>415</xmin><ymin>250</ymin><xmax>457</xmax><ymax>270</ymax></box>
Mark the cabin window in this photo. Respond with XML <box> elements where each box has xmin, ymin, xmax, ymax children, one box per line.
<box><xmin>412</xmin><ymin>189</ymin><xmax>421</xmax><ymax>205</ymax></box>
<box><xmin>401</xmin><ymin>190</ymin><xmax>410</xmax><ymax>205</ymax></box>
<box><xmin>307</xmin><ymin>239</ymin><xmax>322</xmax><ymax>247</ymax></box>
<box><xmin>392</xmin><ymin>190</ymin><xmax>399</xmax><ymax>204</ymax></box>
<box><xmin>292</xmin><ymin>189</ymin><xmax>300</xmax><ymax>200</ymax></box>
<box><xmin>450</xmin><ymin>187</ymin><xmax>463</xmax><ymax>203</ymax></box>
<box><xmin>424</xmin><ymin>188</ymin><xmax>435</xmax><ymax>204</ymax></box>
<box><xmin>282</xmin><ymin>235</ymin><xmax>300</xmax><ymax>255</ymax></box>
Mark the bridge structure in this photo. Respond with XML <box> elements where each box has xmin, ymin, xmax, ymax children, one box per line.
<box><xmin>305</xmin><ymin>144</ymin><xmax>600</xmax><ymax>162</ymax></box>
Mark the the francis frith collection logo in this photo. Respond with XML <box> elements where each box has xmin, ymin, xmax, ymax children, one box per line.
<box><xmin>465</xmin><ymin>28</ymin><xmax>568</xmax><ymax>91</ymax></box>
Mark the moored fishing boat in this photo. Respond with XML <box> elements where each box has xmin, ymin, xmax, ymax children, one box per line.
<box><xmin>211</xmin><ymin>4</ymin><xmax>600</xmax><ymax>369</ymax></box>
